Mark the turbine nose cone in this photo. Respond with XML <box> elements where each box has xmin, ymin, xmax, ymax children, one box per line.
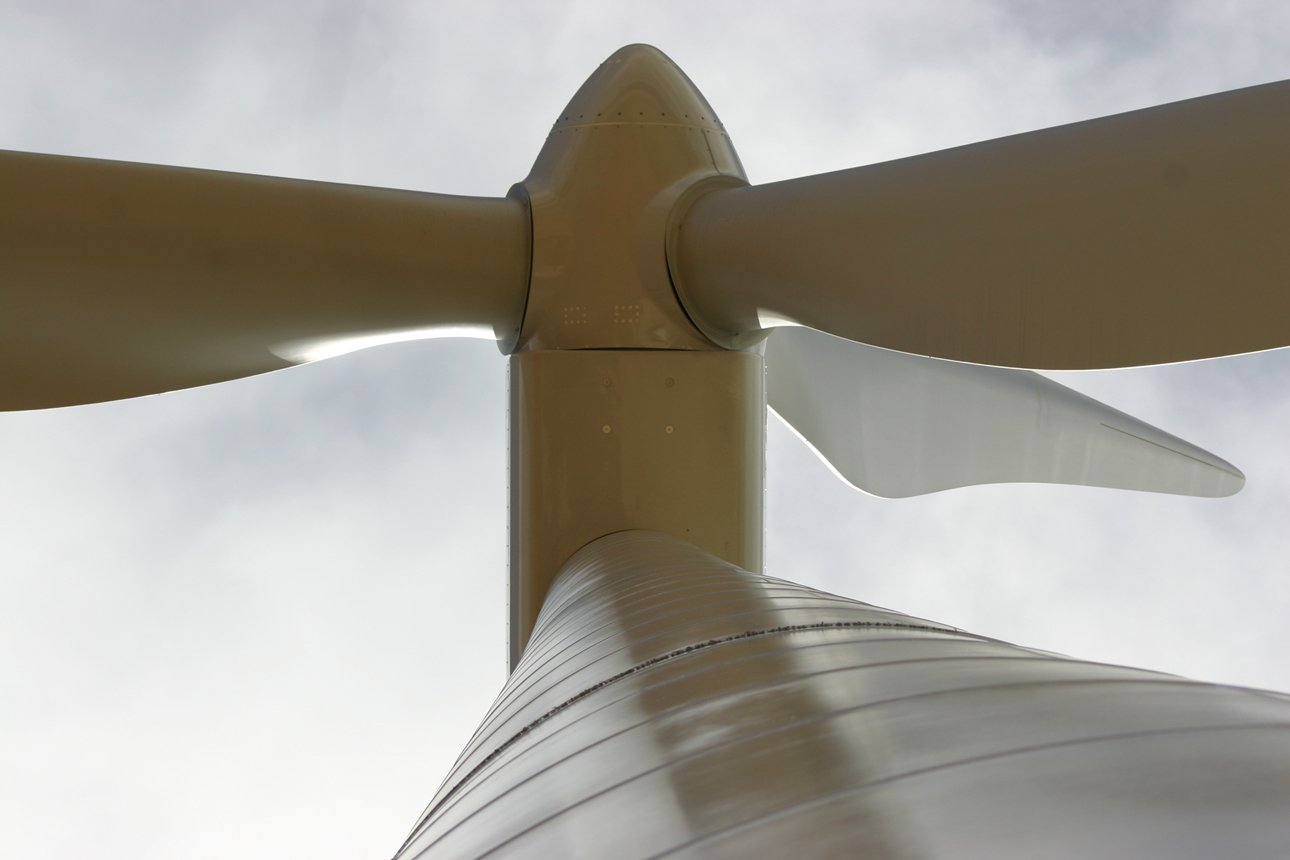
<box><xmin>553</xmin><ymin>44</ymin><xmax>726</xmax><ymax>132</ymax></box>
<box><xmin>516</xmin><ymin>44</ymin><xmax>744</xmax><ymax>353</ymax></box>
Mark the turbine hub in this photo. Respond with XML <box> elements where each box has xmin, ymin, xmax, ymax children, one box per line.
<box><xmin>509</xmin><ymin>45</ymin><xmax>746</xmax><ymax>352</ymax></box>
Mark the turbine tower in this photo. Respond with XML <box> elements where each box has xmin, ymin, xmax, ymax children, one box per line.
<box><xmin>4</xmin><ymin>44</ymin><xmax>1290</xmax><ymax>858</ymax></box>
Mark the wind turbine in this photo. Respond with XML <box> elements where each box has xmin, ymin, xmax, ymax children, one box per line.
<box><xmin>4</xmin><ymin>43</ymin><xmax>1290</xmax><ymax>858</ymax></box>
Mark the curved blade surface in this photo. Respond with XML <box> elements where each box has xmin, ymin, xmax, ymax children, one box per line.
<box><xmin>767</xmin><ymin>327</ymin><xmax>1244</xmax><ymax>498</ymax></box>
<box><xmin>1</xmin><ymin>150</ymin><xmax>530</xmax><ymax>409</ymax></box>
<box><xmin>674</xmin><ymin>80</ymin><xmax>1290</xmax><ymax>369</ymax></box>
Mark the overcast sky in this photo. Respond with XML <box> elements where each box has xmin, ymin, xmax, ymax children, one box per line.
<box><xmin>2</xmin><ymin>2</ymin><xmax>1289</xmax><ymax>858</ymax></box>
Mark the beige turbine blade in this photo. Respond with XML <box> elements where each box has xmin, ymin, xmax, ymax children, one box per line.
<box><xmin>671</xmin><ymin>80</ymin><xmax>1290</xmax><ymax>369</ymax></box>
<box><xmin>767</xmin><ymin>327</ymin><xmax>1244</xmax><ymax>499</ymax></box>
<box><xmin>0</xmin><ymin>150</ymin><xmax>530</xmax><ymax>410</ymax></box>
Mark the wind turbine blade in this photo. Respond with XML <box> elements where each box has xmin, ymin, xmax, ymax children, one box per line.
<box><xmin>672</xmin><ymin>80</ymin><xmax>1290</xmax><ymax>369</ymax></box>
<box><xmin>1</xmin><ymin>150</ymin><xmax>530</xmax><ymax>410</ymax></box>
<box><xmin>767</xmin><ymin>327</ymin><xmax>1244</xmax><ymax>499</ymax></box>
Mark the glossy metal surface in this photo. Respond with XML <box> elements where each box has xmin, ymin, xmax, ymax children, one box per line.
<box><xmin>512</xmin><ymin>44</ymin><xmax>744</xmax><ymax>353</ymax></box>
<box><xmin>768</xmin><ymin>326</ymin><xmax>1244</xmax><ymax>498</ymax></box>
<box><xmin>0</xmin><ymin>150</ymin><xmax>530</xmax><ymax>409</ymax></box>
<box><xmin>671</xmin><ymin>79</ymin><xmax>1290</xmax><ymax>368</ymax></box>
<box><xmin>397</xmin><ymin>531</ymin><xmax>1290</xmax><ymax>859</ymax></box>
<box><xmin>508</xmin><ymin>350</ymin><xmax>763</xmax><ymax>668</ymax></box>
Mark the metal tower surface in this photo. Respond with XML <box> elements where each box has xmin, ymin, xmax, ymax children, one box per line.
<box><xmin>395</xmin><ymin>532</ymin><xmax>1290</xmax><ymax>858</ymax></box>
